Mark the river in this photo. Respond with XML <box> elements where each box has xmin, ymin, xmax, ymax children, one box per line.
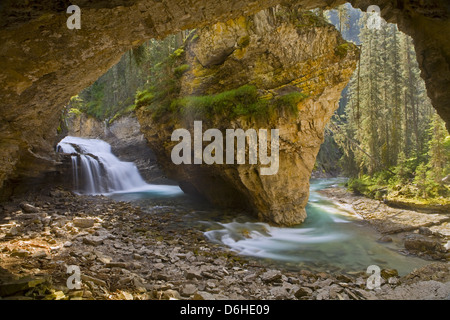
<box><xmin>58</xmin><ymin>136</ymin><xmax>430</xmax><ymax>275</ymax></box>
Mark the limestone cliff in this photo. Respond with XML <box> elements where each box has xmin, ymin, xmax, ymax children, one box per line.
<box><xmin>136</xmin><ymin>8</ymin><xmax>358</xmax><ymax>225</ymax></box>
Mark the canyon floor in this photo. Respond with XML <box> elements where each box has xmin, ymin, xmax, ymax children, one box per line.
<box><xmin>0</xmin><ymin>187</ymin><xmax>449</xmax><ymax>300</ymax></box>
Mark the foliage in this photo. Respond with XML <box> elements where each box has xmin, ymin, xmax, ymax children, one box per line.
<box><xmin>135</xmin><ymin>90</ymin><xmax>155</xmax><ymax>109</ymax></box>
<box><xmin>66</xmin><ymin>30</ymin><xmax>191</xmax><ymax>123</ymax></box>
<box><xmin>335</xmin><ymin>43</ymin><xmax>350</xmax><ymax>57</ymax></box>
<box><xmin>68</xmin><ymin>108</ymin><xmax>82</xmax><ymax>116</ymax></box>
<box><xmin>109</xmin><ymin>104</ymin><xmax>137</xmax><ymax>124</ymax></box>
<box><xmin>237</xmin><ymin>36</ymin><xmax>250</xmax><ymax>48</ymax></box>
<box><xmin>173</xmin><ymin>64</ymin><xmax>190</xmax><ymax>78</ymax></box>
<box><xmin>347</xmin><ymin>177</ymin><xmax>369</xmax><ymax>195</ymax></box>
<box><xmin>324</xmin><ymin>8</ymin><xmax>450</xmax><ymax>203</ymax></box>
<box><xmin>141</xmin><ymin>83</ymin><xmax>307</xmax><ymax>124</ymax></box>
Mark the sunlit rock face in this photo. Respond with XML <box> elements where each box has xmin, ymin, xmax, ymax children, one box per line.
<box><xmin>136</xmin><ymin>8</ymin><xmax>358</xmax><ymax>225</ymax></box>
<box><xmin>0</xmin><ymin>0</ymin><xmax>449</xmax><ymax>196</ymax></box>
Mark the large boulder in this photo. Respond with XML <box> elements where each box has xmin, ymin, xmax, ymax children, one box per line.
<box><xmin>136</xmin><ymin>8</ymin><xmax>358</xmax><ymax>225</ymax></box>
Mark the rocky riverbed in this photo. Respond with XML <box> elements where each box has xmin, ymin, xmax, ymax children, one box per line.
<box><xmin>0</xmin><ymin>188</ymin><xmax>449</xmax><ymax>300</ymax></box>
<box><xmin>319</xmin><ymin>187</ymin><xmax>450</xmax><ymax>262</ymax></box>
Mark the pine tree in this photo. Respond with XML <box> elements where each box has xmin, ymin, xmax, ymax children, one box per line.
<box><xmin>428</xmin><ymin>113</ymin><xmax>449</xmax><ymax>184</ymax></box>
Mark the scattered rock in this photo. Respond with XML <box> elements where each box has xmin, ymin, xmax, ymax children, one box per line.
<box><xmin>294</xmin><ymin>287</ymin><xmax>313</xmax><ymax>299</ymax></box>
<box><xmin>261</xmin><ymin>270</ymin><xmax>282</xmax><ymax>283</ymax></box>
<box><xmin>193</xmin><ymin>291</ymin><xmax>215</xmax><ymax>300</ymax></box>
<box><xmin>10</xmin><ymin>249</ymin><xmax>29</xmax><ymax>258</ymax></box>
<box><xmin>105</xmin><ymin>262</ymin><xmax>128</xmax><ymax>269</ymax></box>
<box><xmin>181</xmin><ymin>284</ymin><xmax>197</xmax><ymax>297</ymax></box>
<box><xmin>377</xmin><ymin>235</ymin><xmax>393</xmax><ymax>243</ymax></box>
<box><xmin>418</xmin><ymin>227</ymin><xmax>433</xmax><ymax>236</ymax></box>
<box><xmin>31</xmin><ymin>250</ymin><xmax>48</xmax><ymax>259</ymax></box>
<box><xmin>381</xmin><ymin>269</ymin><xmax>398</xmax><ymax>280</ymax></box>
<box><xmin>0</xmin><ymin>278</ymin><xmax>46</xmax><ymax>297</ymax></box>
<box><xmin>20</xmin><ymin>203</ymin><xmax>39</xmax><ymax>213</ymax></box>
<box><xmin>185</xmin><ymin>269</ymin><xmax>202</xmax><ymax>280</ymax></box>
<box><xmin>117</xmin><ymin>291</ymin><xmax>134</xmax><ymax>300</ymax></box>
<box><xmin>73</xmin><ymin>218</ymin><xmax>95</xmax><ymax>228</ymax></box>
<box><xmin>404</xmin><ymin>234</ymin><xmax>446</xmax><ymax>253</ymax></box>
<box><xmin>81</xmin><ymin>274</ymin><xmax>107</xmax><ymax>287</ymax></box>
<box><xmin>162</xmin><ymin>289</ymin><xmax>181</xmax><ymax>300</ymax></box>
<box><xmin>82</xmin><ymin>236</ymin><xmax>104</xmax><ymax>246</ymax></box>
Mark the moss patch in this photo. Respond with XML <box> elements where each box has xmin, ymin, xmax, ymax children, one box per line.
<box><xmin>173</xmin><ymin>64</ymin><xmax>190</xmax><ymax>78</ymax></box>
<box><xmin>142</xmin><ymin>84</ymin><xmax>308</xmax><ymax>125</ymax></box>
<box><xmin>335</xmin><ymin>43</ymin><xmax>351</xmax><ymax>58</ymax></box>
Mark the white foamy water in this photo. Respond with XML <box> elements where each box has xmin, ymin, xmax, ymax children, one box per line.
<box><xmin>203</xmin><ymin>178</ymin><xmax>430</xmax><ymax>274</ymax></box>
<box><xmin>57</xmin><ymin>136</ymin><xmax>183</xmax><ymax>196</ymax></box>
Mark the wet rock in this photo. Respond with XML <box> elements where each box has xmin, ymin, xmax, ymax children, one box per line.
<box><xmin>377</xmin><ymin>235</ymin><xmax>393</xmax><ymax>243</ymax></box>
<box><xmin>404</xmin><ymin>234</ymin><xmax>446</xmax><ymax>253</ymax></box>
<box><xmin>136</xmin><ymin>7</ymin><xmax>358</xmax><ymax>227</ymax></box>
<box><xmin>418</xmin><ymin>227</ymin><xmax>433</xmax><ymax>236</ymax></box>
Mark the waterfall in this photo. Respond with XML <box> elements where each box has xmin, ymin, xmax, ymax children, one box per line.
<box><xmin>57</xmin><ymin>136</ymin><xmax>171</xmax><ymax>195</ymax></box>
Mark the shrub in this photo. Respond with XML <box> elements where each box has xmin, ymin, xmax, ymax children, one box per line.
<box><xmin>335</xmin><ymin>43</ymin><xmax>350</xmax><ymax>58</ymax></box>
<box><xmin>135</xmin><ymin>90</ymin><xmax>155</xmax><ymax>108</ymax></box>
<box><xmin>273</xmin><ymin>92</ymin><xmax>308</xmax><ymax>116</ymax></box>
<box><xmin>174</xmin><ymin>64</ymin><xmax>190</xmax><ymax>78</ymax></box>
<box><xmin>347</xmin><ymin>178</ymin><xmax>368</xmax><ymax>195</ymax></box>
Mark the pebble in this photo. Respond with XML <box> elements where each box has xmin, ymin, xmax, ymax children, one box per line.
<box><xmin>73</xmin><ymin>218</ymin><xmax>95</xmax><ymax>229</ymax></box>
<box><xmin>181</xmin><ymin>284</ymin><xmax>198</xmax><ymax>297</ymax></box>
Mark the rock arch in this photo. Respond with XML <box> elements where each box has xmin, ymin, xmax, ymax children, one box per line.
<box><xmin>0</xmin><ymin>0</ymin><xmax>449</xmax><ymax>194</ymax></box>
